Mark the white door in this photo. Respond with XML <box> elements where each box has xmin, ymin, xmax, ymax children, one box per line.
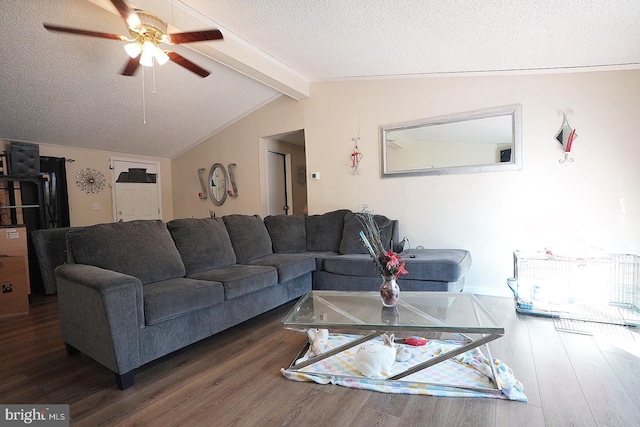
<box><xmin>267</xmin><ymin>151</ymin><xmax>289</xmax><ymax>215</ymax></box>
<box><xmin>112</xmin><ymin>158</ymin><xmax>161</xmax><ymax>222</ymax></box>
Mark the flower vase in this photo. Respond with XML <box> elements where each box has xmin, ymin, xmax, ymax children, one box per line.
<box><xmin>380</xmin><ymin>275</ymin><xmax>400</xmax><ymax>307</ymax></box>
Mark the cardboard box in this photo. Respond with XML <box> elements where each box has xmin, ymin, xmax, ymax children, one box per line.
<box><xmin>0</xmin><ymin>255</ymin><xmax>29</xmax><ymax>316</ymax></box>
<box><xmin>0</xmin><ymin>226</ymin><xmax>30</xmax><ymax>293</ymax></box>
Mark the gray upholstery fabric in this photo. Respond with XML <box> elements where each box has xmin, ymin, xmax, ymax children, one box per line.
<box><xmin>264</xmin><ymin>214</ymin><xmax>306</xmax><ymax>253</ymax></box>
<box><xmin>399</xmin><ymin>249</ymin><xmax>472</xmax><ymax>282</ymax></box>
<box><xmin>9</xmin><ymin>141</ymin><xmax>40</xmax><ymax>176</ymax></box>
<box><xmin>223</xmin><ymin>215</ymin><xmax>273</xmax><ymax>263</ymax></box>
<box><xmin>322</xmin><ymin>249</ymin><xmax>472</xmax><ymax>282</ymax></box>
<box><xmin>137</xmin><ymin>273</ymin><xmax>312</xmax><ymax>366</ymax></box>
<box><xmin>32</xmin><ymin>226</ymin><xmax>82</xmax><ymax>295</ymax></box>
<box><xmin>187</xmin><ymin>264</ymin><xmax>277</xmax><ymax>300</ymax></box>
<box><xmin>305</xmin><ymin>209</ymin><xmax>349</xmax><ymax>252</ymax></box>
<box><xmin>323</xmin><ymin>254</ymin><xmax>380</xmax><ymax>277</ymax></box>
<box><xmin>66</xmin><ymin>220</ymin><xmax>185</xmax><ymax>285</ymax></box>
<box><xmin>312</xmin><ymin>270</ymin><xmax>465</xmax><ymax>292</ymax></box>
<box><xmin>167</xmin><ymin>218</ymin><xmax>236</xmax><ymax>275</ymax></box>
<box><xmin>142</xmin><ymin>278</ymin><xmax>224</xmax><ymax>325</ymax></box>
<box><xmin>339</xmin><ymin>212</ymin><xmax>393</xmax><ymax>254</ymax></box>
<box><xmin>56</xmin><ymin>263</ymin><xmax>143</xmax><ymax>374</ymax></box>
<box><xmin>247</xmin><ymin>253</ymin><xmax>316</xmax><ymax>283</ymax></box>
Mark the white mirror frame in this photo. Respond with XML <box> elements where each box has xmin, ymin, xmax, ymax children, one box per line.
<box><xmin>380</xmin><ymin>104</ymin><xmax>522</xmax><ymax>177</ymax></box>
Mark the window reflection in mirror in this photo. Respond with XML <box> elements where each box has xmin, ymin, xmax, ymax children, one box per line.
<box><xmin>381</xmin><ymin>104</ymin><xmax>522</xmax><ymax>177</ymax></box>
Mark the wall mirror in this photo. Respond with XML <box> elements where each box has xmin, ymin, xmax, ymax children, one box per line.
<box><xmin>381</xmin><ymin>104</ymin><xmax>522</xmax><ymax>177</ymax></box>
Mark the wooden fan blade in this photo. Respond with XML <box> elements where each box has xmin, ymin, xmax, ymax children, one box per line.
<box><xmin>167</xmin><ymin>52</ymin><xmax>210</xmax><ymax>77</ymax></box>
<box><xmin>43</xmin><ymin>24</ymin><xmax>124</xmax><ymax>41</ymax></box>
<box><xmin>121</xmin><ymin>55</ymin><xmax>140</xmax><ymax>76</ymax></box>
<box><xmin>110</xmin><ymin>0</ymin><xmax>136</xmax><ymax>24</ymax></box>
<box><xmin>166</xmin><ymin>30</ymin><xmax>223</xmax><ymax>44</ymax></box>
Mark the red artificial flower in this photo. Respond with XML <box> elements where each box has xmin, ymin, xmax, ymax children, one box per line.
<box><xmin>385</xmin><ymin>250</ymin><xmax>400</xmax><ymax>268</ymax></box>
<box><xmin>395</xmin><ymin>261</ymin><xmax>408</xmax><ymax>278</ymax></box>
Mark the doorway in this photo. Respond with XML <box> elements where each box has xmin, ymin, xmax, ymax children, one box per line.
<box><xmin>262</xmin><ymin>130</ymin><xmax>307</xmax><ymax>216</ymax></box>
<box><xmin>267</xmin><ymin>151</ymin><xmax>289</xmax><ymax>216</ymax></box>
<box><xmin>111</xmin><ymin>158</ymin><xmax>161</xmax><ymax>222</ymax></box>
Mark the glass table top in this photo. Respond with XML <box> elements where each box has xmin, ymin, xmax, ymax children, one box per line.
<box><xmin>282</xmin><ymin>291</ymin><xmax>503</xmax><ymax>334</ymax></box>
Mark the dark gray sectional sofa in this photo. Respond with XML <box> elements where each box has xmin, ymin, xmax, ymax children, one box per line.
<box><xmin>50</xmin><ymin>209</ymin><xmax>471</xmax><ymax>389</ymax></box>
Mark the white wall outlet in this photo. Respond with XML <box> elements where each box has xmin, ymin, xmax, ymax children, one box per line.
<box><xmin>311</xmin><ymin>172</ymin><xmax>320</xmax><ymax>180</ymax></box>
<box><xmin>92</xmin><ymin>203</ymin><xmax>100</xmax><ymax>210</ymax></box>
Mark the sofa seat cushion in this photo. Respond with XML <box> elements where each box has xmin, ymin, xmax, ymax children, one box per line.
<box><xmin>323</xmin><ymin>254</ymin><xmax>379</xmax><ymax>278</ymax></box>
<box><xmin>188</xmin><ymin>265</ymin><xmax>278</xmax><ymax>300</ymax></box>
<box><xmin>247</xmin><ymin>253</ymin><xmax>316</xmax><ymax>283</ymax></box>
<box><xmin>306</xmin><ymin>251</ymin><xmax>340</xmax><ymax>271</ymax></box>
<box><xmin>143</xmin><ymin>278</ymin><xmax>224</xmax><ymax>326</ymax></box>
<box><xmin>167</xmin><ymin>217</ymin><xmax>237</xmax><ymax>275</ymax></box>
<box><xmin>323</xmin><ymin>249</ymin><xmax>472</xmax><ymax>282</ymax></box>
<box><xmin>67</xmin><ymin>220</ymin><xmax>186</xmax><ymax>285</ymax></box>
<box><xmin>264</xmin><ymin>214</ymin><xmax>306</xmax><ymax>253</ymax></box>
<box><xmin>223</xmin><ymin>215</ymin><xmax>273</xmax><ymax>263</ymax></box>
<box><xmin>400</xmin><ymin>249</ymin><xmax>472</xmax><ymax>282</ymax></box>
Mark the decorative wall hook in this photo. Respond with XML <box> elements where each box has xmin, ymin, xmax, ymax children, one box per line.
<box><xmin>556</xmin><ymin>109</ymin><xmax>577</xmax><ymax>163</ymax></box>
<box><xmin>350</xmin><ymin>133</ymin><xmax>364</xmax><ymax>174</ymax></box>
<box><xmin>227</xmin><ymin>163</ymin><xmax>238</xmax><ymax>198</ymax></box>
<box><xmin>197</xmin><ymin>168</ymin><xmax>208</xmax><ymax>199</ymax></box>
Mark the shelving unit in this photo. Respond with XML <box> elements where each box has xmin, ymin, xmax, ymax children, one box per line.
<box><xmin>0</xmin><ymin>175</ymin><xmax>46</xmax><ymax>228</ymax></box>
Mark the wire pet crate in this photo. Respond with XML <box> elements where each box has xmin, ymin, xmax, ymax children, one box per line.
<box><xmin>511</xmin><ymin>251</ymin><xmax>640</xmax><ymax>327</ymax></box>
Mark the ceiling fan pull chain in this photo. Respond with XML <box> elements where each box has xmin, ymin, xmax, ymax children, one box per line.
<box><xmin>152</xmin><ymin>61</ymin><xmax>157</xmax><ymax>94</ymax></box>
<box><xmin>142</xmin><ymin>66</ymin><xmax>146</xmax><ymax>124</ymax></box>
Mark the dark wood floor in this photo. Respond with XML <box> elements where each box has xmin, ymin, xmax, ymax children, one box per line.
<box><xmin>2</xmin><ymin>294</ymin><xmax>640</xmax><ymax>426</ymax></box>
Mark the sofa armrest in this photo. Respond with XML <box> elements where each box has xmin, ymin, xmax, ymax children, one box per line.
<box><xmin>55</xmin><ymin>264</ymin><xmax>143</xmax><ymax>375</ymax></box>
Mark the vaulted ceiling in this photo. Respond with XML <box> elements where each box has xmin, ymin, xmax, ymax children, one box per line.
<box><xmin>1</xmin><ymin>0</ymin><xmax>639</xmax><ymax>158</ymax></box>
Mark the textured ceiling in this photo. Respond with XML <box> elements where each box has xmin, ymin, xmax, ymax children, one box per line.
<box><xmin>1</xmin><ymin>0</ymin><xmax>639</xmax><ymax>158</ymax></box>
<box><xmin>184</xmin><ymin>0</ymin><xmax>640</xmax><ymax>78</ymax></box>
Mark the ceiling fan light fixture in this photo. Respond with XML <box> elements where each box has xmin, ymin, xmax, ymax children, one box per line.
<box><xmin>126</xmin><ymin>13</ymin><xmax>141</xmax><ymax>30</ymax></box>
<box><xmin>140</xmin><ymin>41</ymin><xmax>156</xmax><ymax>67</ymax></box>
<box><xmin>155</xmin><ymin>47</ymin><xmax>170</xmax><ymax>65</ymax></box>
<box><xmin>124</xmin><ymin>42</ymin><xmax>142</xmax><ymax>58</ymax></box>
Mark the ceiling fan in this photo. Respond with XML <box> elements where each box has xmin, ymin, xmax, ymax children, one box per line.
<box><xmin>43</xmin><ymin>0</ymin><xmax>223</xmax><ymax>77</ymax></box>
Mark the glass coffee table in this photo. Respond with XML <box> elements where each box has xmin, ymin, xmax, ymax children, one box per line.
<box><xmin>282</xmin><ymin>290</ymin><xmax>505</xmax><ymax>392</ymax></box>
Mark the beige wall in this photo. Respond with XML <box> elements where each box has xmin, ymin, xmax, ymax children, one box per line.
<box><xmin>171</xmin><ymin>95</ymin><xmax>305</xmax><ymax>219</ymax></box>
<box><xmin>304</xmin><ymin>70</ymin><xmax>640</xmax><ymax>295</ymax></box>
<box><xmin>0</xmin><ymin>141</ymin><xmax>173</xmax><ymax>226</ymax></box>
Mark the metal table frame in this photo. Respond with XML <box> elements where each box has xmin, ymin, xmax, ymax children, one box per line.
<box><xmin>282</xmin><ymin>291</ymin><xmax>505</xmax><ymax>394</ymax></box>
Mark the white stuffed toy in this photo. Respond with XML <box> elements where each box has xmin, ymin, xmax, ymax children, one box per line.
<box><xmin>297</xmin><ymin>328</ymin><xmax>329</xmax><ymax>363</ymax></box>
<box><xmin>354</xmin><ymin>334</ymin><xmax>397</xmax><ymax>378</ymax></box>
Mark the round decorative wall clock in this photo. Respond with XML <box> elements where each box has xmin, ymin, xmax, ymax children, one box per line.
<box><xmin>76</xmin><ymin>168</ymin><xmax>106</xmax><ymax>194</ymax></box>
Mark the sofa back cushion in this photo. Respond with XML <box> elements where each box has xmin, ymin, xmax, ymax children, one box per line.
<box><xmin>340</xmin><ymin>212</ymin><xmax>394</xmax><ymax>255</ymax></box>
<box><xmin>66</xmin><ymin>220</ymin><xmax>185</xmax><ymax>285</ymax></box>
<box><xmin>223</xmin><ymin>214</ymin><xmax>273</xmax><ymax>263</ymax></box>
<box><xmin>167</xmin><ymin>217</ymin><xmax>237</xmax><ymax>275</ymax></box>
<box><xmin>264</xmin><ymin>214</ymin><xmax>306</xmax><ymax>253</ymax></box>
<box><xmin>305</xmin><ymin>209</ymin><xmax>349</xmax><ymax>252</ymax></box>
